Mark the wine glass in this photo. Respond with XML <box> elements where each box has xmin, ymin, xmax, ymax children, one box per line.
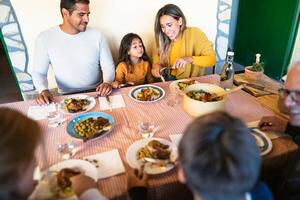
<box><xmin>167</xmin><ymin>86</ymin><xmax>181</xmax><ymax>107</ymax></box>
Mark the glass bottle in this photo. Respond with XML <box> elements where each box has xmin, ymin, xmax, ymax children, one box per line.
<box><xmin>220</xmin><ymin>51</ymin><xmax>235</xmax><ymax>89</ymax></box>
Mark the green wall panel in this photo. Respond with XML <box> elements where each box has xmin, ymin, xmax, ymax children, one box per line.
<box><xmin>233</xmin><ymin>0</ymin><xmax>300</xmax><ymax>80</ymax></box>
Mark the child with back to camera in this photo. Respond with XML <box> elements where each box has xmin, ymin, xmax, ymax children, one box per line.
<box><xmin>112</xmin><ymin>33</ymin><xmax>154</xmax><ymax>88</ymax></box>
<box><xmin>178</xmin><ymin>111</ymin><xmax>274</xmax><ymax>200</ymax></box>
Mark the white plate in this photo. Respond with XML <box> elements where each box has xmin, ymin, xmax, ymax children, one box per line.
<box><xmin>48</xmin><ymin>159</ymin><xmax>98</xmax><ymax>181</ymax></box>
<box><xmin>251</xmin><ymin>129</ymin><xmax>272</xmax><ymax>156</ymax></box>
<box><xmin>59</xmin><ymin>94</ymin><xmax>96</xmax><ymax>115</ymax></box>
<box><xmin>126</xmin><ymin>137</ymin><xmax>178</xmax><ymax>175</ymax></box>
<box><xmin>169</xmin><ymin>79</ymin><xmax>199</xmax><ymax>93</ymax></box>
<box><xmin>128</xmin><ymin>85</ymin><xmax>165</xmax><ymax>103</ymax></box>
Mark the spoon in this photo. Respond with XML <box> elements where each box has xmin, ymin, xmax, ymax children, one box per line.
<box><xmin>207</xmin><ymin>85</ymin><xmax>244</xmax><ymax>101</ymax></box>
<box><xmin>159</xmin><ymin>66</ymin><xmax>174</xmax><ymax>82</ymax></box>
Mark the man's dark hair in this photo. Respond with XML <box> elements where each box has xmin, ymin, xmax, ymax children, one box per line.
<box><xmin>179</xmin><ymin>111</ymin><xmax>261</xmax><ymax>200</ymax></box>
<box><xmin>60</xmin><ymin>0</ymin><xmax>90</xmax><ymax>14</ymax></box>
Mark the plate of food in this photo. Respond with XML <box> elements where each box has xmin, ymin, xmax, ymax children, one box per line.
<box><xmin>59</xmin><ymin>94</ymin><xmax>96</xmax><ymax>115</ymax></box>
<box><xmin>251</xmin><ymin>128</ymin><xmax>272</xmax><ymax>156</ymax></box>
<box><xmin>30</xmin><ymin>159</ymin><xmax>98</xmax><ymax>199</ymax></box>
<box><xmin>67</xmin><ymin>112</ymin><xmax>114</xmax><ymax>141</ymax></box>
<box><xmin>126</xmin><ymin>137</ymin><xmax>178</xmax><ymax>174</ymax></box>
<box><xmin>169</xmin><ymin>79</ymin><xmax>198</xmax><ymax>92</ymax></box>
<box><xmin>129</xmin><ymin>85</ymin><xmax>165</xmax><ymax>103</ymax></box>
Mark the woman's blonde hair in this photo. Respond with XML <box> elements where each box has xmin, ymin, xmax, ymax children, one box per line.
<box><xmin>0</xmin><ymin>107</ymin><xmax>41</xmax><ymax>199</ymax></box>
<box><xmin>154</xmin><ymin>4</ymin><xmax>187</xmax><ymax>66</ymax></box>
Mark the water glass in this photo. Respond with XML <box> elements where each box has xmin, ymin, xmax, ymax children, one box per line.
<box><xmin>57</xmin><ymin>142</ymin><xmax>77</xmax><ymax>160</ymax></box>
<box><xmin>138</xmin><ymin>122</ymin><xmax>155</xmax><ymax>138</ymax></box>
<box><xmin>167</xmin><ymin>87</ymin><xmax>181</xmax><ymax>107</ymax></box>
<box><xmin>47</xmin><ymin>104</ymin><xmax>62</xmax><ymax>128</ymax></box>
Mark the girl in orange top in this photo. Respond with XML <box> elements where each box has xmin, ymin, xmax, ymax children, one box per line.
<box><xmin>112</xmin><ymin>33</ymin><xmax>153</xmax><ymax>88</ymax></box>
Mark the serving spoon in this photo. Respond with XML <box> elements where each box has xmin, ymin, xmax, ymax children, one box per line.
<box><xmin>207</xmin><ymin>85</ymin><xmax>244</xmax><ymax>101</ymax></box>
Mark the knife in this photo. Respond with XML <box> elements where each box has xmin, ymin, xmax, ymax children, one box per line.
<box><xmin>105</xmin><ymin>96</ymin><xmax>113</xmax><ymax>111</ymax></box>
<box><xmin>244</xmin><ymin>83</ymin><xmax>279</xmax><ymax>94</ymax></box>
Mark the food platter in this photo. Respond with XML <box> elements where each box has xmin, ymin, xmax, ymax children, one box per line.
<box><xmin>67</xmin><ymin>112</ymin><xmax>114</xmax><ymax>140</ymax></box>
<box><xmin>126</xmin><ymin>137</ymin><xmax>178</xmax><ymax>174</ymax></box>
<box><xmin>129</xmin><ymin>85</ymin><xmax>165</xmax><ymax>103</ymax></box>
<box><xmin>59</xmin><ymin>94</ymin><xmax>96</xmax><ymax>115</ymax></box>
<box><xmin>251</xmin><ymin>129</ymin><xmax>272</xmax><ymax>156</ymax></box>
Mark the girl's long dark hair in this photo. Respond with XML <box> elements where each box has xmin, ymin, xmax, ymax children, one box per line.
<box><xmin>117</xmin><ymin>33</ymin><xmax>151</xmax><ymax>73</ymax></box>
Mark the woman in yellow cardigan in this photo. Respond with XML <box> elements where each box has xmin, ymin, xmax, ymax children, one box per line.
<box><xmin>152</xmin><ymin>4</ymin><xmax>216</xmax><ymax>80</ymax></box>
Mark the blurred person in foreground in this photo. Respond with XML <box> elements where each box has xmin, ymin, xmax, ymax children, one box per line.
<box><xmin>178</xmin><ymin>111</ymin><xmax>273</xmax><ymax>200</ymax></box>
<box><xmin>0</xmin><ymin>107</ymin><xmax>108</xmax><ymax>200</ymax></box>
<box><xmin>259</xmin><ymin>61</ymin><xmax>300</xmax><ymax>200</ymax></box>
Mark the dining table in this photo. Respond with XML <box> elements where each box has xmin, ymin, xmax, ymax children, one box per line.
<box><xmin>0</xmin><ymin>74</ymin><xmax>298</xmax><ymax>200</ymax></box>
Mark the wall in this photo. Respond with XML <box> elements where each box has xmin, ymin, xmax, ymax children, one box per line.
<box><xmin>233</xmin><ymin>0</ymin><xmax>300</xmax><ymax>80</ymax></box>
<box><xmin>11</xmin><ymin>0</ymin><xmax>219</xmax><ymax>70</ymax></box>
<box><xmin>290</xmin><ymin>25</ymin><xmax>300</xmax><ymax>65</ymax></box>
<box><xmin>1</xmin><ymin>0</ymin><xmax>233</xmax><ymax>99</ymax></box>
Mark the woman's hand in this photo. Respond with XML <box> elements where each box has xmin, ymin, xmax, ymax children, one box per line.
<box><xmin>151</xmin><ymin>64</ymin><xmax>162</xmax><ymax>78</ymax></box>
<box><xmin>172</xmin><ymin>57</ymin><xmax>193</xmax><ymax>69</ymax></box>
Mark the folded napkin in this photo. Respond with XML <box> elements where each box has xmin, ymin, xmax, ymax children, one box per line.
<box><xmin>27</xmin><ymin>103</ymin><xmax>57</xmax><ymax>120</ymax></box>
<box><xmin>99</xmin><ymin>95</ymin><xmax>126</xmax><ymax>111</ymax></box>
<box><xmin>84</xmin><ymin>149</ymin><xmax>125</xmax><ymax>179</ymax></box>
<box><xmin>169</xmin><ymin>134</ymin><xmax>183</xmax><ymax>146</ymax></box>
<box><xmin>246</xmin><ymin>121</ymin><xmax>287</xmax><ymax>139</ymax></box>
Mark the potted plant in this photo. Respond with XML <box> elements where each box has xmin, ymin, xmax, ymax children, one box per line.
<box><xmin>244</xmin><ymin>53</ymin><xmax>264</xmax><ymax>81</ymax></box>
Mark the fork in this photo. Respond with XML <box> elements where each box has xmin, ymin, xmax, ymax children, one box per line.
<box><xmin>119</xmin><ymin>82</ymin><xmax>135</xmax><ymax>88</ymax></box>
<box><xmin>93</xmin><ymin>94</ymin><xmax>100</xmax><ymax>99</ymax></box>
<box><xmin>105</xmin><ymin>96</ymin><xmax>113</xmax><ymax>112</ymax></box>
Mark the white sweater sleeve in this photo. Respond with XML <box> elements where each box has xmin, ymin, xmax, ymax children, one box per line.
<box><xmin>80</xmin><ymin>188</ymin><xmax>109</xmax><ymax>200</ymax></box>
<box><xmin>31</xmin><ymin>34</ymin><xmax>51</xmax><ymax>93</ymax></box>
<box><xmin>99</xmin><ymin>34</ymin><xmax>115</xmax><ymax>83</ymax></box>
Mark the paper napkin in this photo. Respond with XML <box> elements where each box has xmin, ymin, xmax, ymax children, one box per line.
<box><xmin>27</xmin><ymin>103</ymin><xmax>57</xmax><ymax>120</ymax></box>
<box><xmin>84</xmin><ymin>149</ymin><xmax>125</xmax><ymax>179</ymax></box>
<box><xmin>99</xmin><ymin>95</ymin><xmax>126</xmax><ymax>111</ymax></box>
<box><xmin>169</xmin><ymin>134</ymin><xmax>183</xmax><ymax>146</ymax></box>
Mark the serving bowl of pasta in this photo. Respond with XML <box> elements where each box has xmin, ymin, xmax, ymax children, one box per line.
<box><xmin>183</xmin><ymin>83</ymin><xmax>226</xmax><ymax>117</ymax></box>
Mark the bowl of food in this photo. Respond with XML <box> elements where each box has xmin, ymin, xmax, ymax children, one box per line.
<box><xmin>183</xmin><ymin>83</ymin><xmax>226</xmax><ymax>117</ymax></box>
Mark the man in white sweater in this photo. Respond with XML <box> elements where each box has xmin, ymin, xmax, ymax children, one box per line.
<box><xmin>32</xmin><ymin>0</ymin><xmax>115</xmax><ymax>105</ymax></box>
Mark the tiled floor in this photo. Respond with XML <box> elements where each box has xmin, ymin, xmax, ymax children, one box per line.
<box><xmin>0</xmin><ymin>41</ymin><xmax>23</xmax><ymax>104</ymax></box>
